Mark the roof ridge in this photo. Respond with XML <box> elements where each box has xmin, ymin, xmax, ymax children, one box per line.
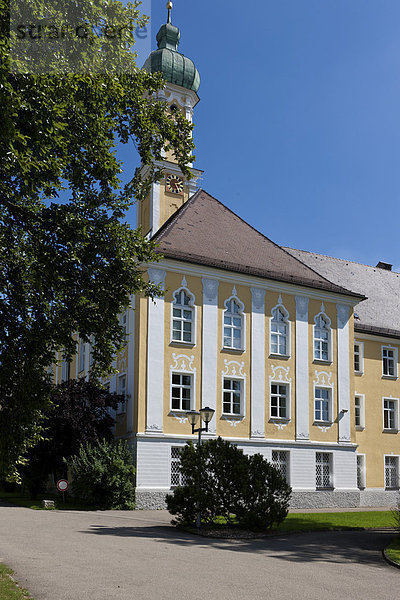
<box><xmin>284</xmin><ymin>246</ymin><xmax>400</xmax><ymax>274</ymax></box>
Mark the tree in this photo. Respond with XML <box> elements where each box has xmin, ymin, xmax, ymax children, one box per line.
<box><xmin>68</xmin><ymin>439</ymin><xmax>136</xmax><ymax>509</ymax></box>
<box><xmin>22</xmin><ymin>379</ymin><xmax>123</xmax><ymax>497</ymax></box>
<box><xmin>166</xmin><ymin>439</ymin><xmax>292</xmax><ymax>531</ymax></box>
<box><xmin>0</xmin><ymin>0</ymin><xmax>195</xmax><ymax>478</ymax></box>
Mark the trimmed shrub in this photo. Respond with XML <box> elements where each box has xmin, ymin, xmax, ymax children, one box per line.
<box><xmin>166</xmin><ymin>437</ymin><xmax>291</xmax><ymax>531</ymax></box>
<box><xmin>67</xmin><ymin>439</ymin><xmax>135</xmax><ymax>509</ymax></box>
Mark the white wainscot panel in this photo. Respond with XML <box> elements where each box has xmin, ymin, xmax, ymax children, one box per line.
<box><xmin>333</xmin><ymin>449</ymin><xmax>357</xmax><ymax>489</ymax></box>
<box><xmin>136</xmin><ymin>439</ymin><xmax>171</xmax><ymax>489</ymax></box>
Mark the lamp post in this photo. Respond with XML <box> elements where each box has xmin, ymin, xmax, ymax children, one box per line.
<box><xmin>185</xmin><ymin>406</ymin><xmax>215</xmax><ymax>528</ymax></box>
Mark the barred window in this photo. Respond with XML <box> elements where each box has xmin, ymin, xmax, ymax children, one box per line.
<box><xmin>171</xmin><ymin>373</ymin><xmax>192</xmax><ymax>411</ymax></box>
<box><xmin>270</xmin><ymin>384</ymin><xmax>288</xmax><ymax>419</ymax></box>
<box><xmin>385</xmin><ymin>456</ymin><xmax>399</xmax><ymax>489</ymax></box>
<box><xmin>171</xmin><ymin>447</ymin><xmax>186</xmax><ymax>488</ymax></box>
<box><xmin>172</xmin><ymin>290</ymin><xmax>193</xmax><ymax>343</ymax></box>
<box><xmin>316</xmin><ymin>452</ymin><xmax>332</xmax><ymax>489</ymax></box>
<box><xmin>270</xmin><ymin>308</ymin><xmax>288</xmax><ymax>356</ymax></box>
<box><xmin>223</xmin><ymin>378</ymin><xmax>242</xmax><ymax>415</ymax></box>
<box><xmin>272</xmin><ymin>450</ymin><xmax>289</xmax><ymax>483</ymax></box>
<box><xmin>224</xmin><ymin>299</ymin><xmax>243</xmax><ymax>349</ymax></box>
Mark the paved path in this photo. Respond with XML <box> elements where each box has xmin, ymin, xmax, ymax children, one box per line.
<box><xmin>0</xmin><ymin>504</ymin><xmax>398</xmax><ymax>600</ymax></box>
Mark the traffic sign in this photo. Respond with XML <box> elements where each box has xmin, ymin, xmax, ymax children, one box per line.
<box><xmin>57</xmin><ymin>479</ymin><xmax>69</xmax><ymax>492</ymax></box>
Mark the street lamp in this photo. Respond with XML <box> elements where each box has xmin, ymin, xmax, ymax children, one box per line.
<box><xmin>185</xmin><ymin>406</ymin><xmax>215</xmax><ymax>528</ymax></box>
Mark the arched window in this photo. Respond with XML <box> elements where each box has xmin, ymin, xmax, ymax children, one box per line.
<box><xmin>172</xmin><ymin>289</ymin><xmax>194</xmax><ymax>343</ymax></box>
<box><xmin>314</xmin><ymin>314</ymin><xmax>331</xmax><ymax>361</ymax></box>
<box><xmin>223</xmin><ymin>298</ymin><xmax>243</xmax><ymax>349</ymax></box>
<box><xmin>270</xmin><ymin>307</ymin><xmax>289</xmax><ymax>356</ymax></box>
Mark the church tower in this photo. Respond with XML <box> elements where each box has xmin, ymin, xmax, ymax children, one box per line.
<box><xmin>138</xmin><ymin>2</ymin><xmax>202</xmax><ymax>236</ymax></box>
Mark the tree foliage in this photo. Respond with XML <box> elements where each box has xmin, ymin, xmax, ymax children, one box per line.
<box><xmin>68</xmin><ymin>439</ymin><xmax>136</xmax><ymax>509</ymax></box>
<box><xmin>0</xmin><ymin>0</ymin><xmax>195</xmax><ymax>478</ymax></box>
<box><xmin>22</xmin><ymin>379</ymin><xmax>123</xmax><ymax>497</ymax></box>
<box><xmin>166</xmin><ymin>438</ymin><xmax>292</xmax><ymax>531</ymax></box>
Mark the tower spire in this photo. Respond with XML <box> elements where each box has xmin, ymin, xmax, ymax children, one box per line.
<box><xmin>167</xmin><ymin>1</ymin><xmax>173</xmax><ymax>24</ymax></box>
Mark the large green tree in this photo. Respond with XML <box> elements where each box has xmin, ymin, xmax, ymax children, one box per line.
<box><xmin>0</xmin><ymin>0</ymin><xmax>195</xmax><ymax>478</ymax></box>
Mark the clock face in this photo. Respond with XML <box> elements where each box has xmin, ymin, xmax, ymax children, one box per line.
<box><xmin>166</xmin><ymin>174</ymin><xmax>184</xmax><ymax>195</ymax></box>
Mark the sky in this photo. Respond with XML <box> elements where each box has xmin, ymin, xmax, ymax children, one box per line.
<box><xmin>120</xmin><ymin>0</ymin><xmax>400</xmax><ymax>270</ymax></box>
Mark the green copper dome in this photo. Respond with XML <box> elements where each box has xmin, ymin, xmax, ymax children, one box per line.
<box><xmin>143</xmin><ymin>19</ymin><xmax>200</xmax><ymax>93</ymax></box>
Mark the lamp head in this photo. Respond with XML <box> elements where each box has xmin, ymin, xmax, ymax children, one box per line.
<box><xmin>200</xmin><ymin>406</ymin><xmax>215</xmax><ymax>424</ymax></box>
<box><xmin>186</xmin><ymin>410</ymin><xmax>200</xmax><ymax>426</ymax></box>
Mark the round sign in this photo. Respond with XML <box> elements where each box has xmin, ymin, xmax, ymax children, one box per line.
<box><xmin>57</xmin><ymin>479</ymin><xmax>69</xmax><ymax>492</ymax></box>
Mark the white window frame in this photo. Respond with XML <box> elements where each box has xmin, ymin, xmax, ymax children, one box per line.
<box><xmin>61</xmin><ymin>358</ymin><xmax>70</xmax><ymax>383</ymax></box>
<box><xmin>383</xmin><ymin>397</ymin><xmax>399</xmax><ymax>431</ymax></box>
<box><xmin>170</xmin><ymin>446</ymin><xmax>186</xmax><ymax>489</ymax></box>
<box><xmin>78</xmin><ymin>338</ymin><xmax>86</xmax><ymax>373</ymax></box>
<box><xmin>314</xmin><ymin>386</ymin><xmax>333</xmax><ymax>424</ymax></box>
<box><xmin>313</xmin><ymin>309</ymin><xmax>332</xmax><ymax>363</ymax></box>
<box><xmin>384</xmin><ymin>455</ymin><xmax>400</xmax><ymax>490</ymax></box>
<box><xmin>271</xmin><ymin>450</ymin><xmax>290</xmax><ymax>484</ymax></box>
<box><xmin>222</xmin><ymin>378</ymin><xmax>243</xmax><ymax>417</ymax></box>
<box><xmin>170</xmin><ymin>372</ymin><xmax>193</xmax><ymax>413</ymax></box>
<box><xmin>269</xmin><ymin>299</ymin><xmax>290</xmax><ymax>357</ymax></box>
<box><xmin>221</xmin><ymin>360</ymin><xmax>246</xmax><ymax>419</ymax></box>
<box><xmin>117</xmin><ymin>373</ymin><xmax>127</xmax><ymax>414</ymax></box>
<box><xmin>357</xmin><ymin>454</ymin><xmax>366</xmax><ymax>489</ymax></box>
<box><xmin>269</xmin><ymin>381</ymin><xmax>291</xmax><ymax>421</ymax></box>
<box><xmin>355</xmin><ymin>393</ymin><xmax>365</xmax><ymax>430</ymax></box>
<box><xmin>382</xmin><ymin>345</ymin><xmax>398</xmax><ymax>379</ymax></box>
<box><xmin>171</xmin><ymin>285</ymin><xmax>196</xmax><ymax>346</ymax></box>
<box><xmin>222</xmin><ymin>293</ymin><xmax>245</xmax><ymax>351</ymax></box>
<box><xmin>120</xmin><ymin>311</ymin><xmax>128</xmax><ymax>339</ymax></box>
<box><xmin>354</xmin><ymin>341</ymin><xmax>364</xmax><ymax>374</ymax></box>
<box><xmin>315</xmin><ymin>451</ymin><xmax>333</xmax><ymax>490</ymax></box>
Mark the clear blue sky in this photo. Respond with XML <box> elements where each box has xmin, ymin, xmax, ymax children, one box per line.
<box><xmin>120</xmin><ymin>0</ymin><xmax>400</xmax><ymax>270</ymax></box>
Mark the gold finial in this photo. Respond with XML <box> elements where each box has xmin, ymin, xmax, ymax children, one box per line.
<box><xmin>167</xmin><ymin>1</ymin><xmax>173</xmax><ymax>24</ymax></box>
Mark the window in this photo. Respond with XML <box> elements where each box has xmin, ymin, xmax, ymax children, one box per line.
<box><xmin>383</xmin><ymin>398</ymin><xmax>398</xmax><ymax>431</ymax></box>
<box><xmin>354</xmin><ymin>342</ymin><xmax>364</xmax><ymax>373</ymax></box>
<box><xmin>61</xmin><ymin>359</ymin><xmax>70</xmax><ymax>383</ymax></box>
<box><xmin>171</xmin><ymin>373</ymin><xmax>192</xmax><ymax>411</ymax></box>
<box><xmin>223</xmin><ymin>378</ymin><xmax>242</xmax><ymax>415</ymax></box>
<box><xmin>89</xmin><ymin>336</ymin><xmax>95</xmax><ymax>367</ymax></box>
<box><xmin>270</xmin><ymin>307</ymin><xmax>289</xmax><ymax>356</ymax></box>
<box><xmin>117</xmin><ymin>374</ymin><xmax>127</xmax><ymax>413</ymax></box>
<box><xmin>172</xmin><ymin>290</ymin><xmax>193</xmax><ymax>343</ymax></box>
<box><xmin>78</xmin><ymin>339</ymin><xmax>86</xmax><ymax>373</ymax></box>
<box><xmin>171</xmin><ymin>447</ymin><xmax>186</xmax><ymax>488</ymax></box>
<box><xmin>120</xmin><ymin>312</ymin><xmax>128</xmax><ymax>338</ymax></box>
<box><xmin>382</xmin><ymin>347</ymin><xmax>397</xmax><ymax>378</ymax></box>
<box><xmin>316</xmin><ymin>452</ymin><xmax>332</xmax><ymax>489</ymax></box>
<box><xmin>314</xmin><ymin>388</ymin><xmax>331</xmax><ymax>422</ymax></box>
<box><xmin>314</xmin><ymin>315</ymin><xmax>331</xmax><ymax>361</ymax></box>
<box><xmin>270</xmin><ymin>383</ymin><xmax>289</xmax><ymax>419</ymax></box>
<box><xmin>272</xmin><ymin>450</ymin><xmax>289</xmax><ymax>483</ymax></box>
<box><xmin>355</xmin><ymin>394</ymin><xmax>365</xmax><ymax>429</ymax></box>
<box><xmin>385</xmin><ymin>456</ymin><xmax>399</xmax><ymax>489</ymax></box>
<box><xmin>223</xmin><ymin>299</ymin><xmax>243</xmax><ymax>349</ymax></box>
<box><xmin>357</xmin><ymin>455</ymin><xmax>366</xmax><ymax>489</ymax></box>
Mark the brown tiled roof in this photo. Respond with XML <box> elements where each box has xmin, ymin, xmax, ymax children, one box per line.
<box><xmin>152</xmin><ymin>190</ymin><xmax>364</xmax><ymax>299</ymax></box>
<box><xmin>285</xmin><ymin>248</ymin><xmax>400</xmax><ymax>339</ymax></box>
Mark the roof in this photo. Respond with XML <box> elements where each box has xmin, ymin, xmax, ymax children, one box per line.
<box><xmin>285</xmin><ymin>248</ymin><xmax>400</xmax><ymax>339</ymax></box>
<box><xmin>152</xmin><ymin>190</ymin><xmax>363</xmax><ymax>299</ymax></box>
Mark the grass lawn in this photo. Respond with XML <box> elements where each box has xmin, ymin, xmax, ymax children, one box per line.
<box><xmin>0</xmin><ymin>564</ymin><xmax>33</xmax><ymax>600</ymax></box>
<box><xmin>385</xmin><ymin>536</ymin><xmax>400</xmax><ymax>564</ymax></box>
<box><xmin>276</xmin><ymin>511</ymin><xmax>395</xmax><ymax>533</ymax></box>
<box><xmin>0</xmin><ymin>491</ymin><xmax>97</xmax><ymax>511</ymax></box>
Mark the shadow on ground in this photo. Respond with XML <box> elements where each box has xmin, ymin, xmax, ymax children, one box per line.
<box><xmin>81</xmin><ymin>523</ymin><xmax>394</xmax><ymax>567</ymax></box>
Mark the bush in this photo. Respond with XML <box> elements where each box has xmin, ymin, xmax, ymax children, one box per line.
<box><xmin>67</xmin><ymin>439</ymin><xmax>135</xmax><ymax>509</ymax></box>
<box><xmin>166</xmin><ymin>437</ymin><xmax>291</xmax><ymax>531</ymax></box>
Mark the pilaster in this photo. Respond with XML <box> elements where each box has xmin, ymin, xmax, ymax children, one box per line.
<box><xmin>295</xmin><ymin>296</ymin><xmax>310</xmax><ymax>441</ymax></box>
<box><xmin>337</xmin><ymin>303</ymin><xmax>351</xmax><ymax>443</ymax></box>
<box><xmin>146</xmin><ymin>268</ymin><xmax>167</xmax><ymax>434</ymax></box>
<box><xmin>251</xmin><ymin>288</ymin><xmax>266</xmax><ymax>438</ymax></box>
<box><xmin>201</xmin><ymin>278</ymin><xmax>219</xmax><ymax>434</ymax></box>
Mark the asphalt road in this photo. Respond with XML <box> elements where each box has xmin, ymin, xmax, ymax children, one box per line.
<box><xmin>0</xmin><ymin>503</ymin><xmax>398</xmax><ymax>600</ymax></box>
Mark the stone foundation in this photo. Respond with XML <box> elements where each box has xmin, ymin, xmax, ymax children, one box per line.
<box><xmin>135</xmin><ymin>488</ymin><xmax>399</xmax><ymax>510</ymax></box>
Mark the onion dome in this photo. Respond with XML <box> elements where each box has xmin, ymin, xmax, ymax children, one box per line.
<box><xmin>143</xmin><ymin>3</ymin><xmax>200</xmax><ymax>93</ymax></box>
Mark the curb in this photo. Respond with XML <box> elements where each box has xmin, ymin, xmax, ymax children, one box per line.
<box><xmin>382</xmin><ymin>548</ymin><xmax>400</xmax><ymax>570</ymax></box>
